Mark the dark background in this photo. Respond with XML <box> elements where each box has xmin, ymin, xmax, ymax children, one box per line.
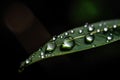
<box><xmin>1</xmin><ymin>0</ymin><xmax>120</xmax><ymax>79</ymax></box>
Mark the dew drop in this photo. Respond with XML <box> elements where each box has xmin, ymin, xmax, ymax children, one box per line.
<box><xmin>60</xmin><ymin>36</ymin><xmax>75</xmax><ymax>51</ymax></box>
<box><xmin>52</xmin><ymin>37</ymin><xmax>56</xmax><ymax>41</ymax></box>
<box><xmin>79</xmin><ymin>29</ymin><xmax>83</xmax><ymax>34</ymax></box>
<box><xmin>85</xmin><ymin>34</ymin><xmax>94</xmax><ymax>44</ymax></box>
<box><xmin>106</xmin><ymin>35</ymin><xmax>113</xmax><ymax>42</ymax></box>
<box><xmin>25</xmin><ymin>59</ymin><xmax>30</xmax><ymax>64</ymax></box>
<box><xmin>45</xmin><ymin>42</ymin><xmax>56</xmax><ymax>53</ymax></box>
<box><xmin>60</xmin><ymin>36</ymin><xmax>63</xmax><ymax>38</ymax></box>
<box><xmin>97</xmin><ymin>29</ymin><xmax>100</xmax><ymax>32</ymax></box>
<box><xmin>41</xmin><ymin>56</ymin><xmax>44</xmax><ymax>58</ymax></box>
<box><xmin>84</xmin><ymin>23</ymin><xmax>88</xmax><ymax>27</ymax></box>
<box><xmin>88</xmin><ymin>26</ymin><xmax>95</xmax><ymax>32</ymax></box>
<box><xmin>103</xmin><ymin>27</ymin><xmax>108</xmax><ymax>32</ymax></box>
<box><xmin>92</xmin><ymin>44</ymin><xmax>96</xmax><ymax>47</ymax></box>
<box><xmin>99</xmin><ymin>23</ymin><xmax>102</xmax><ymax>27</ymax></box>
<box><xmin>41</xmin><ymin>51</ymin><xmax>44</xmax><ymax>56</ymax></box>
<box><xmin>70</xmin><ymin>30</ymin><xmax>74</xmax><ymax>33</ymax></box>
<box><xmin>65</xmin><ymin>32</ymin><xmax>69</xmax><ymax>36</ymax></box>
<box><xmin>113</xmin><ymin>25</ymin><xmax>117</xmax><ymax>29</ymax></box>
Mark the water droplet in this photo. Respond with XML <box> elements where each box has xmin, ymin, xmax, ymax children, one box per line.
<box><xmin>92</xmin><ymin>44</ymin><xmax>96</xmax><ymax>47</ymax></box>
<box><xmin>25</xmin><ymin>59</ymin><xmax>30</xmax><ymax>64</ymax></box>
<box><xmin>79</xmin><ymin>29</ymin><xmax>83</xmax><ymax>34</ymax></box>
<box><xmin>60</xmin><ymin>36</ymin><xmax>75</xmax><ymax>51</ymax></box>
<box><xmin>103</xmin><ymin>22</ymin><xmax>106</xmax><ymax>25</ymax></box>
<box><xmin>45</xmin><ymin>42</ymin><xmax>56</xmax><ymax>53</ymax></box>
<box><xmin>103</xmin><ymin>27</ymin><xmax>108</xmax><ymax>32</ymax></box>
<box><xmin>70</xmin><ymin>30</ymin><xmax>74</xmax><ymax>33</ymax></box>
<box><xmin>84</xmin><ymin>23</ymin><xmax>88</xmax><ymax>27</ymax></box>
<box><xmin>88</xmin><ymin>26</ymin><xmax>95</xmax><ymax>32</ymax></box>
<box><xmin>97</xmin><ymin>29</ymin><xmax>100</xmax><ymax>32</ymax></box>
<box><xmin>65</xmin><ymin>32</ymin><xmax>69</xmax><ymax>36</ymax></box>
<box><xmin>99</xmin><ymin>23</ymin><xmax>102</xmax><ymax>27</ymax></box>
<box><xmin>113</xmin><ymin>25</ymin><xmax>117</xmax><ymax>29</ymax></box>
<box><xmin>57</xmin><ymin>35</ymin><xmax>60</xmax><ymax>38</ymax></box>
<box><xmin>85</xmin><ymin>34</ymin><xmax>94</xmax><ymax>44</ymax></box>
<box><xmin>106</xmin><ymin>34</ymin><xmax>113</xmax><ymax>42</ymax></box>
<box><xmin>41</xmin><ymin>56</ymin><xmax>44</xmax><ymax>58</ymax></box>
<box><xmin>41</xmin><ymin>51</ymin><xmax>44</xmax><ymax>56</ymax></box>
<box><xmin>52</xmin><ymin>37</ymin><xmax>56</xmax><ymax>41</ymax></box>
<box><xmin>60</xmin><ymin>36</ymin><xmax>63</xmax><ymax>38</ymax></box>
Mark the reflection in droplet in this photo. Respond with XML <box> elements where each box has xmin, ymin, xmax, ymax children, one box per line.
<box><xmin>60</xmin><ymin>36</ymin><xmax>75</xmax><ymax>51</ymax></box>
<box><xmin>85</xmin><ymin>34</ymin><xmax>94</xmax><ymax>44</ymax></box>
<box><xmin>45</xmin><ymin>42</ymin><xmax>56</xmax><ymax>53</ymax></box>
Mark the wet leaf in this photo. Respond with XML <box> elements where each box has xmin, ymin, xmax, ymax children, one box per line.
<box><xmin>19</xmin><ymin>19</ymin><xmax>120</xmax><ymax>72</ymax></box>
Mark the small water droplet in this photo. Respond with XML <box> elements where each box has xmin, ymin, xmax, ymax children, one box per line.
<box><xmin>99</xmin><ymin>23</ymin><xmax>102</xmax><ymax>27</ymax></box>
<box><xmin>60</xmin><ymin>36</ymin><xmax>63</xmax><ymax>38</ymax></box>
<box><xmin>25</xmin><ymin>59</ymin><xmax>30</xmax><ymax>64</ymax></box>
<box><xmin>52</xmin><ymin>37</ymin><xmax>56</xmax><ymax>41</ymax></box>
<box><xmin>113</xmin><ymin>25</ymin><xmax>117</xmax><ymax>29</ymax></box>
<box><xmin>45</xmin><ymin>42</ymin><xmax>56</xmax><ymax>53</ymax></box>
<box><xmin>57</xmin><ymin>35</ymin><xmax>60</xmax><ymax>38</ymax></box>
<box><xmin>106</xmin><ymin>35</ymin><xmax>113</xmax><ymax>42</ymax></box>
<box><xmin>103</xmin><ymin>22</ymin><xmax>106</xmax><ymax>25</ymax></box>
<box><xmin>41</xmin><ymin>56</ymin><xmax>44</xmax><ymax>58</ymax></box>
<box><xmin>60</xmin><ymin>36</ymin><xmax>75</xmax><ymax>51</ymax></box>
<box><xmin>41</xmin><ymin>51</ymin><xmax>44</xmax><ymax>56</ymax></box>
<box><xmin>79</xmin><ymin>29</ymin><xmax>83</xmax><ymax>34</ymax></box>
<box><xmin>97</xmin><ymin>29</ymin><xmax>100</xmax><ymax>32</ymax></box>
<box><xmin>84</xmin><ymin>23</ymin><xmax>88</xmax><ymax>27</ymax></box>
<box><xmin>85</xmin><ymin>34</ymin><xmax>94</xmax><ymax>44</ymax></box>
<box><xmin>103</xmin><ymin>27</ymin><xmax>108</xmax><ymax>32</ymax></box>
<box><xmin>65</xmin><ymin>32</ymin><xmax>69</xmax><ymax>36</ymax></box>
<box><xmin>70</xmin><ymin>30</ymin><xmax>74</xmax><ymax>33</ymax></box>
<box><xmin>88</xmin><ymin>26</ymin><xmax>95</xmax><ymax>32</ymax></box>
<box><xmin>92</xmin><ymin>44</ymin><xmax>96</xmax><ymax>47</ymax></box>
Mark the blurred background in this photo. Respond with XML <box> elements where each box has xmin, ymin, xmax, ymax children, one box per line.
<box><xmin>1</xmin><ymin>0</ymin><xmax>120</xmax><ymax>79</ymax></box>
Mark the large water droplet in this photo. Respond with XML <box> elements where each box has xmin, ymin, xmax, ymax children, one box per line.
<box><xmin>88</xmin><ymin>26</ymin><xmax>95</xmax><ymax>32</ymax></box>
<box><xmin>85</xmin><ymin>34</ymin><xmax>94</xmax><ymax>44</ymax></box>
<box><xmin>45</xmin><ymin>42</ymin><xmax>56</xmax><ymax>53</ymax></box>
<box><xmin>60</xmin><ymin>36</ymin><xmax>75</xmax><ymax>51</ymax></box>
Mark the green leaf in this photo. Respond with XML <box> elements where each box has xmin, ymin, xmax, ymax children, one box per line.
<box><xmin>19</xmin><ymin>19</ymin><xmax>120</xmax><ymax>72</ymax></box>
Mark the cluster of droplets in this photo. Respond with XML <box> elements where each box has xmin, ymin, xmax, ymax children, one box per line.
<box><xmin>24</xmin><ymin>23</ymin><xmax>119</xmax><ymax>66</ymax></box>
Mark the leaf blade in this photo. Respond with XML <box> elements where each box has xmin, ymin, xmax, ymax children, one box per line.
<box><xmin>19</xmin><ymin>19</ymin><xmax>120</xmax><ymax>72</ymax></box>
